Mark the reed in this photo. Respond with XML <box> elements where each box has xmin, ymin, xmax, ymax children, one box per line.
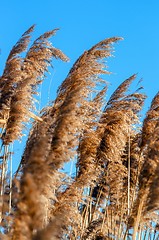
<box><xmin>0</xmin><ymin>25</ymin><xmax>158</xmax><ymax>240</ymax></box>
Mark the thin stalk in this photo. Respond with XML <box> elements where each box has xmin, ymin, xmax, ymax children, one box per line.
<box><xmin>1</xmin><ymin>145</ymin><xmax>9</xmax><ymax>196</ymax></box>
<box><xmin>143</xmin><ymin>227</ymin><xmax>148</xmax><ymax>240</ymax></box>
<box><xmin>9</xmin><ymin>143</ymin><xmax>13</xmax><ymax>214</ymax></box>
<box><xmin>132</xmin><ymin>197</ymin><xmax>145</xmax><ymax>240</ymax></box>
<box><xmin>119</xmin><ymin>195</ymin><xmax>127</xmax><ymax>239</ymax></box>
<box><xmin>118</xmin><ymin>214</ymin><xmax>122</xmax><ymax>239</ymax></box>
<box><xmin>128</xmin><ymin>130</ymin><xmax>131</xmax><ymax>216</ymax></box>
<box><xmin>0</xmin><ymin>145</ymin><xmax>9</xmax><ymax>224</ymax></box>
<box><xmin>81</xmin><ymin>187</ymin><xmax>92</xmax><ymax>238</ymax></box>
<box><xmin>138</xmin><ymin>225</ymin><xmax>142</xmax><ymax>240</ymax></box>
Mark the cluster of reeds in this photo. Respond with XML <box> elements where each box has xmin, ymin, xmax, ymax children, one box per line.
<box><xmin>0</xmin><ymin>26</ymin><xmax>158</xmax><ymax>240</ymax></box>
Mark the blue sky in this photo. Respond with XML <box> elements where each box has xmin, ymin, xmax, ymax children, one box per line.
<box><xmin>0</xmin><ymin>1</ymin><xmax>159</xmax><ymax>106</ymax></box>
<box><xmin>0</xmin><ymin>1</ymin><xmax>159</xmax><ymax>170</ymax></box>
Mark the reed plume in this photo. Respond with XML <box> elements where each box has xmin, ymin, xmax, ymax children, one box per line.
<box><xmin>31</xmin><ymin>37</ymin><xmax>122</xmax><ymax>240</ymax></box>
<box><xmin>0</xmin><ymin>25</ymin><xmax>158</xmax><ymax>240</ymax></box>
<box><xmin>129</xmin><ymin>92</ymin><xmax>159</xmax><ymax>239</ymax></box>
<box><xmin>78</xmin><ymin>75</ymin><xmax>146</xmax><ymax>239</ymax></box>
<box><xmin>2</xmin><ymin>28</ymin><xmax>68</xmax><ymax>145</ymax></box>
<box><xmin>0</xmin><ymin>25</ymin><xmax>35</xmax><ymax>122</ymax></box>
<box><xmin>0</xmin><ymin>26</ymin><xmax>68</xmax><ymax>238</ymax></box>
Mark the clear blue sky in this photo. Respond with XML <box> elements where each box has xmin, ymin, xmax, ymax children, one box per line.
<box><xmin>0</xmin><ymin>1</ymin><xmax>159</xmax><ymax>107</ymax></box>
<box><xmin>0</xmin><ymin>1</ymin><xmax>159</xmax><ymax>170</ymax></box>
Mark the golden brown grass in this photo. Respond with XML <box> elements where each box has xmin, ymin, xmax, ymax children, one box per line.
<box><xmin>0</xmin><ymin>26</ymin><xmax>159</xmax><ymax>240</ymax></box>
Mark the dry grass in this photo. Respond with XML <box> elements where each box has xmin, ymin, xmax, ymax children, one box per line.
<box><xmin>0</xmin><ymin>26</ymin><xmax>159</xmax><ymax>240</ymax></box>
